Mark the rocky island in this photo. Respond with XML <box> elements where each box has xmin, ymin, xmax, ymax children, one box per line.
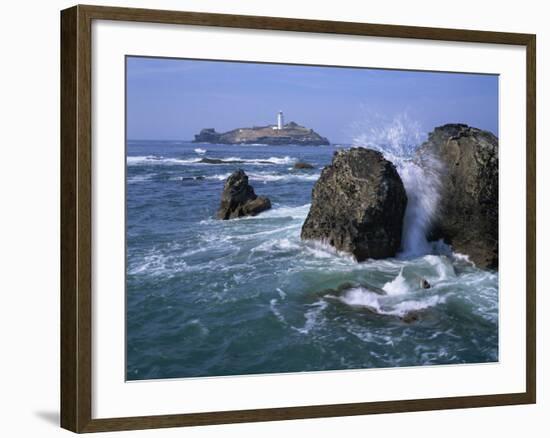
<box><xmin>193</xmin><ymin>111</ymin><xmax>330</xmax><ymax>146</ymax></box>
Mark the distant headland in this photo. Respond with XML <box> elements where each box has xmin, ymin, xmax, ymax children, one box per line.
<box><xmin>193</xmin><ymin>111</ymin><xmax>330</xmax><ymax>146</ymax></box>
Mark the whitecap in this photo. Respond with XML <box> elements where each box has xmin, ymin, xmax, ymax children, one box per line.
<box><xmin>247</xmin><ymin>172</ymin><xmax>320</xmax><ymax>182</ymax></box>
<box><xmin>215</xmin><ymin>156</ymin><xmax>296</xmax><ymax>165</ymax></box>
<box><xmin>251</xmin><ymin>238</ymin><xmax>300</xmax><ymax>253</ymax></box>
<box><xmin>126</xmin><ymin>155</ymin><xmax>201</xmax><ymax>166</ymax></box>
<box><xmin>382</xmin><ymin>268</ymin><xmax>409</xmax><ymax>295</ymax></box>
<box><xmin>303</xmin><ymin>239</ymin><xmax>357</xmax><ymax>263</ymax></box>
<box><xmin>292</xmin><ymin>300</ymin><xmax>327</xmax><ymax>334</ymax></box>
<box><xmin>270</xmin><ymin>299</ymin><xmax>287</xmax><ymax>325</ymax></box>
<box><xmin>194</xmin><ymin>148</ymin><xmax>207</xmax><ymax>154</ymax></box>
<box><xmin>206</xmin><ymin>173</ymin><xmax>232</xmax><ymax>181</ymax></box>
<box><xmin>423</xmin><ymin>255</ymin><xmax>456</xmax><ymax>281</ymax></box>
<box><xmin>339</xmin><ymin>287</ymin><xmax>384</xmax><ymax>312</ymax></box>
<box><xmin>258</xmin><ymin>203</ymin><xmax>311</xmax><ymax>220</ymax></box>
<box><xmin>391</xmin><ymin>295</ymin><xmax>447</xmax><ymax>316</ymax></box>
<box><xmin>127</xmin><ymin>174</ymin><xmax>153</xmax><ymax>184</ymax></box>
<box><xmin>339</xmin><ymin>286</ymin><xmax>447</xmax><ymax>318</ymax></box>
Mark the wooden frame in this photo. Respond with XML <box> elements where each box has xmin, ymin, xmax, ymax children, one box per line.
<box><xmin>60</xmin><ymin>4</ymin><xmax>536</xmax><ymax>433</ymax></box>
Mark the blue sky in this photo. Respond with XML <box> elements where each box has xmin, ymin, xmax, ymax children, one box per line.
<box><xmin>126</xmin><ymin>56</ymin><xmax>498</xmax><ymax>143</ymax></box>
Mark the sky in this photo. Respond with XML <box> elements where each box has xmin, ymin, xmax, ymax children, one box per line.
<box><xmin>126</xmin><ymin>56</ymin><xmax>499</xmax><ymax>144</ymax></box>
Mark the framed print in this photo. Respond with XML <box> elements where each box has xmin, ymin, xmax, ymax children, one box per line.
<box><xmin>60</xmin><ymin>4</ymin><xmax>536</xmax><ymax>433</ymax></box>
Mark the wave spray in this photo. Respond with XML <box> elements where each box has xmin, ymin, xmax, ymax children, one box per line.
<box><xmin>352</xmin><ymin>113</ymin><xmax>442</xmax><ymax>257</ymax></box>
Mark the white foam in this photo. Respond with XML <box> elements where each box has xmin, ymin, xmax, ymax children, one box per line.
<box><xmin>423</xmin><ymin>255</ymin><xmax>456</xmax><ymax>281</ymax></box>
<box><xmin>391</xmin><ymin>295</ymin><xmax>447</xmax><ymax>316</ymax></box>
<box><xmin>206</xmin><ymin>172</ymin><xmax>319</xmax><ymax>182</ymax></box>
<box><xmin>382</xmin><ymin>268</ymin><xmax>409</xmax><ymax>295</ymax></box>
<box><xmin>398</xmin><ymin>157</ymin><xmax>443</xmax><ymax>257</ymax></box>
<box><xmin>206</xmin><ymin>173</ymin><xmax>232</xmax><ymax>181</ymax></box>
<box><xmin>127</xmin><ymin>174</ymin><xmax>153</xmax><ymax>184</ymax></box>
<box><xmin>339</xmin><ymin>287</ymin><xmax>384</xmax><ymax>312</ymax></box>
<box><xmin>251</xmin><ymin>238</ymin><xmax>300</xmax><ymax>253</ymax></box>
<box><xmin>126</xmin><ymin>155</ymin><xmax>201</xmax><ymax>166</ymax></box>
<box><xmin>339</xmin><ymin>286</ymin><xmax>447</xmax><ymax>318</ymax></box>
<box><xmin>269</xmin><ymin>299</ymin><xmax>287</xmax><ymax>325</ymax></box>
<box><xmin>292</xmin><ymin>300</ymin><xmax>327</xmax><ymax>334</ymax></box>
<box><xmin>127</xmin><ymin>155</ymin><xmax>296</xmax><ymax>167</ymax></box>
<box><xmin>194</xmin><ymin>148</ymin><xmax>207</xmax><ymax>155</ymax></box>
<box><xmin>208</xmin><ymin>156</ymin><xmax>296</xmax><ymax>165</ymax></box>
<box><xmin>352</xmin><ymin>112</ymin><xmax>444</xmax><ymax>259</ymax></box>
<box><xmin>303</xmin><ymin>240</ymin><xmax>357</xmax><ymax>263</ymax></box>
<box><xmin>259</xmin><ymin>203</ymin><xmax>311</xmax><ymax>220</ymax></box>
<box><xmin>247</xmin><ymin>172</ymin><xmax>320</xmax><ymax>182</ymax></box>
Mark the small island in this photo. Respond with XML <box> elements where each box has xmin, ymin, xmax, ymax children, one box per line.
<box><xmin>193</xmin><ymin>111</ymin><xmax>330</xmax><ymax>146</ymax></box>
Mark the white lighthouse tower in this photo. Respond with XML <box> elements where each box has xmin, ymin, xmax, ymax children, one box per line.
<box><xmin>277</xmin><ymin>111</ymin><xmax>284</xmax><ymax>130</ymax></box>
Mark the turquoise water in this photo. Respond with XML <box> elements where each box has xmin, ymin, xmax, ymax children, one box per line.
<box><xmin>126</xmin><ymin>141</ymin><xmax>498</xmax><ymax>380</ymax></box>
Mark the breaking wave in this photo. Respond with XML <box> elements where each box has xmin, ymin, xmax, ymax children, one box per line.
<box><xmin>127</xmin><ymin>155</ymin><xmax>296</xmax><ymax>166</ymax></box>
<box><xmin>352</xmin><ymin>113</ymin><xmax>442</xmax><ymax>257</ymax></box>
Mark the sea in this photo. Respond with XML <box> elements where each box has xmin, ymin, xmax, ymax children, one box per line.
<box><xmin>126</xmin><ymin>140</ymin><xmax>499</xmax><ymax>380</ymax></box>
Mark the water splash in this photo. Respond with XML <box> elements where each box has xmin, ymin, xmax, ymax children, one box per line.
<box><xmin>352</xmin><ymin>112</ymin><xmax>442</xmax><ymax>257</ymax></box>
<box><xmin>398</xmin><ymin>157</ymin><xmax>443</xmax><ymax>257</ymax></box>
<box><xmin>351</xmin><ymin>112</ymin><xmax>425</xmax><ymax>162</ymax></box>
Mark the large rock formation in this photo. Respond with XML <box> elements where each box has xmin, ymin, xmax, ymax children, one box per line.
<box><xmin>217</xmin><ymin>170</ymin><xmax>271</xmax><ymax>220</ymax></box>
<box><xmin>194</xmin><ymin>121</ymin><xmax>329</xmax><ymax>146</ymax></box>
<box><xmin>417</xmin><ymin>124</ymin><xmax>498</xmax><ymax>269</ymax></box>
<box><xmin>301</xmin><ymin>148</ymin><xmax>407</xmax><ymax>261</ymax></box>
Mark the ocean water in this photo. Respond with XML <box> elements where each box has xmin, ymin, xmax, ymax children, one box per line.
<box><xmin>126</xmin><ymin>140</ymin><xmax>498</xmax><ymax>380</ymax></box>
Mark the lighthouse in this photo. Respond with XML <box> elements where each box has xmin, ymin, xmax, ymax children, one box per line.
<box><xmin>277</xmin><ymin>111</ymin><xmax>284</xmax><ymax>130</ymax></box>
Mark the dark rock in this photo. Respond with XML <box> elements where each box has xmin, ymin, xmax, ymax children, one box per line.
<box><xmin>401</xmin><ymin>312</ymin><xmax>420</xmax><ymax>323</ymax></box>
<box><xmin>217</xmin><ymin>170</ymin><xmax>271</xmax><ymax>220</ymax></box>
<box><xmin>420</xmin><ymin>278</ymin><xmax>431</xmax><ymax>289</ymax></box>
<box><xmin>294</xmin><ymin>161</ymin><xmax>315</xmax><ymax>169</ymax></box>
<box><xmin>301</xmin><ymin>148</ymin><xmax>407</xmax><ymax>261</ymax></box>
<box><xmin>180</xmin><ymin>175</ymin><xmax>205</xmax><ymax>182</ymax></box>
<box><xmin>200</xmin><ymin>157</ymin><xmax>244</xmax><ymax>165</ymax></box>
<box><xmin>194</xmin><ymin>128</ymin><xmax>221</xmax><ymax>143</ymax></box>
<box><xmin>199</xmin><ymin>157</ymin><xmax>274</xmax><ymax>165</ymax></box>
<box><xmin>417</xmin><ymin>124</ymin><xmax>498</xmax><ymax>269</ymax></box>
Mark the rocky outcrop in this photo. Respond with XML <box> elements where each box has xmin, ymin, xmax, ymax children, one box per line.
<box><xmin>199</xmin><ymin>157</ymin><xmax>274</xmax><ymax>165</ymax></box>
<box><xmin>417</xmin><ymin>124</ymin><xmax>498</xmax><ymax>269</ymax></box>
<box><xmin>194</xmin><ymin>128</ymin><xmax>221</xmax><ymax>143</ymax></box>
<box><xmin>293</xmin><ymin>161</ymin><xmax>315</xmax><ymax>169</ymax></box>
<box><xmin>194</xmin><ymin>121</ymin><xmax>329</xmax><ymax>146</ymax></box>
<box><xmin>217</xmin><ymin>170</ymin><xmax>271</xmax><ymax>220</ymax></box>
<box><xmin>301</xmin><ymin>148</ymin><xmax>407</xmax><ymax>261</ymax></box>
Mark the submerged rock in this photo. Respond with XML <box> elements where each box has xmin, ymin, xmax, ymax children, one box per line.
<box><xmin>217</xmin><ymin>169</ymin><xmax>271</xmax><ymax>220</ymax></box>
<box><xmin>199</xmin><ymin>157</ymin><xmax>274</xmax><ymax>165</ymax></box>
<box><xmin>301</xmin><ymin>148</ymin><xmax>407</xmax><ymax>261</ymax></box>
<box><xmin>401</xmin><ymin>312</ymin><xmax>421</xmax><ymax>323</ymax></box>
<box><xmin>180</xmin><ymin>175</ymin><xmax>205</xmax><ymax>182</ymax></box>
<box><xmin>417</xmin><ymin>124</ymin><xmax>498</xmax><ymax>269</ymax></box>
<box><xmin>293</xmin><ymin>161</ymin><xmax>315</xmax><ymax>169</ymax></box>
<box><xmin>420</xmin><ymin>278</ymin><xmax>431</xmax><ymax>289</ymax></box>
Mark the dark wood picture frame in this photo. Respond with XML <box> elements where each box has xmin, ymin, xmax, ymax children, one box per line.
<box><xmin>61</xmin><ymin>4</ymin><xmax>536</xmax><ymax>433</ymax></box>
